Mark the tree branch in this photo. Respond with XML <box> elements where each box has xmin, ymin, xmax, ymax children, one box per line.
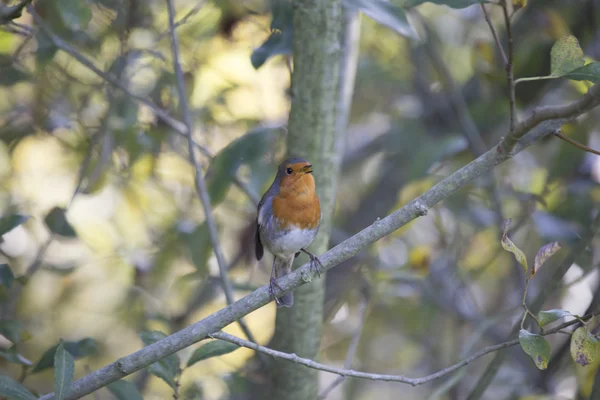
<box><xmin>155</xmin><ymin>0</ymin><xmax>207</xmax><ymax>43</ymax></box>
<box><xmin>553</xmin><ymin>131</ymin><xmax>600</xmax><ymax>156</ymax></box>
<box><xmin>500</xmin><ymin>0</ymin><xmax>517</xmax><ymax>134</ymax></box>
<box><xmin>0</xmin><ymin>0</ymin><xmax>32</xmax><ymax>24</ymax></box>
<box><xmin>210</xmin><ymin>311</ymin><xmax>598</xmax><ymax>387</ymax></box>
<box><xmin>499</xmin><ymin>83</ymin><xmax>600</xmax><ymax>153</ymax></box>
<box><xmin>36</xmin><ymin>82</ymin><xmax>600</xmax><ymax>399</ymax></box>
<box><xmin>479</xmin><ymin>4</ymin><xmax>508</xmax><ymax>67</ymax></box>
<box><xmin>164</xmin><ymin>0</ymin><xmax>258</xmax><ymax>346</ymax></box>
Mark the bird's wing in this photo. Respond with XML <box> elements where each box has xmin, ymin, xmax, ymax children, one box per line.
<box><xmin>255</xmin><ymin>223</ymin><xmax>264</xmax><ymax>260</ymax></box>
<box><xmin>255</xmin><ymin>173</ymin><xmax>280</xmax><ymax>261</ymax></box>
<box><xmin>255</xmin><ymin>193</ymin><xmax>272</xmax><ymax>261</ymax></box>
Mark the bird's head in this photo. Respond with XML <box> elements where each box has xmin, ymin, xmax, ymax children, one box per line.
<box><xmin>277</xmin><ymin>157</ymin><xmax>315</xmax><ymax>192</ymax></box>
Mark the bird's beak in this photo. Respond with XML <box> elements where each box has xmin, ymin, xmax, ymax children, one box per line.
<box><xmin>301</xmin><ymin>164</ymin><xmax>313</xmax><ymax>174</ymax></box>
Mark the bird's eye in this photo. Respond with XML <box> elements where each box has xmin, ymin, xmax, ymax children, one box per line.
<box><xmin>286</xmin><ymin>167</ymin><xmax>293</xmax><ymax>175</ymax></box>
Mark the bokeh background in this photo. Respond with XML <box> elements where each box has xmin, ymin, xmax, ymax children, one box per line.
<box><xmin>1</xmin><ymin>0</ymin><xmax>600</xmax><ymax>399</ymax></box>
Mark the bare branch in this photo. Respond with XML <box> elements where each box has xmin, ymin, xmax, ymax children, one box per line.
<box><xmin>0</xmin><ymin>0</ymin><xmax>32</xmax><ymax>24</ymax></box>
<box><xmin>36</xmin><ymin>81</ymin><xmax>600</xmax><ymax>399</ymax></box>
<box><xmin>164</xmin><ymin>0</ymin><xmax>258</xmax><ymax>346</ymax></box>
<box><xmin>211</xmin><ymin>311</ymin><xmax>599</xmax><ymax>387</ymax></box>
<box><xmin>480</xmin><ymin>2</ymin><xmax>519</xmax><ymax>143</ymax></box>
<box><xmin>499</xmin><ymin>83</ymin><xmax>600</xmax><ymax>153</ymax></box>
<box><xmin>554</xmin><ymin>131</ymin><xmax>600</xmax><ymax>156</ymax></box>
<box><xmin>479</xmin><ymin>4</ymin><xmax>508</xmax><ymax>66</ymax></box>
<box><xmin>155</xmin><ymin>0</ymin><xmax>207</xmax><ymax>43</ymax></box>
<box><xmin>500</xmin><ymin>0</ymin><xmax>517</xmax><ymax>134</ymax></box>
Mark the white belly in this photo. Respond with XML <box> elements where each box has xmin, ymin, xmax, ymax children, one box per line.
<box><xmin>264</xmin><ymin>226</ymin><xmax>318</xmax><ymax>257</ymax></box>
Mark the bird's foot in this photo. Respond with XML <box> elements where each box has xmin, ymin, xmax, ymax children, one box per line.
<box><xmin>269</xmin><ymin>277</ymin><xmax>284</xmax><ymax>307</ymax></box>
<box><xmin>301</xmin><ymin>248</ymin><xmax>323</xmax><ymax>277</ymax></box>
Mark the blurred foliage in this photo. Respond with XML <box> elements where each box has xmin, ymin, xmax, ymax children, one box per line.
<box><xmin>0</xmin><ymin>0</ymin><xmax>598</xmax><ymax>399</ymax></box>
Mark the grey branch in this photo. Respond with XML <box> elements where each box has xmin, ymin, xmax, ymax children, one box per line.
<box><xmin>164</xmin><ymin>0</ymin><xmax>258</xmax><ymax>346</ymax></box>
<box><xmin>500</xmin><ymin>0</ymin><xmax>517</xmax><ymax>134</ymax></box>
<box><xmin>210</xmin><ymin>311</ymin><xmax>598</xmax><ymax>386</ymax></box>
<box><xmin>37</xmin><ymin>83</ymin><xmax>600</xmax><ymax>399</ymax></box>
<box><xmin>155</xmin><ymin>0</ymin><xmax>207</xmax><ymax>43</ymax></box>
<box><xmin>0</xmin><ymin>0</ymin><xmax>32</xmax><ymax>24</ymax></box>
<box><xmin>479</xmin><ymin>4</ymin><xmax>508</xmax><ymax>66</ymax></box>
<box><xmin>500</xmin><ymin>83</ymin><xmax>600</xmax><ymax>152</ymax></box>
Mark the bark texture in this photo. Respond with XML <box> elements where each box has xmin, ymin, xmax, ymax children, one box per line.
<box><xmin>269</xmin><ymin>0</ymin><xmax>344</xmax><ymax>399</ymax></box>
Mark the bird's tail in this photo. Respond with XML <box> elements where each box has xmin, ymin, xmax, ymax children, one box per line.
<box><xmin>273</xmin><ymin>256</ymin><xmax>294</xmax><ymax>307</ymax></box>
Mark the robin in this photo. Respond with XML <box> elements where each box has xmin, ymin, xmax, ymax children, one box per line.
<box><xmin>255</xmin><ymin>157</ymin><xmax>323</xmax><ymax>307</ymax></box>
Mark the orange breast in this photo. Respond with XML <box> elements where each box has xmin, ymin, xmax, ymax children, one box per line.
<box><xmin>272</xmin><ymin>174</ymin><xmax>321</xmax><ymax>230</ymax></box>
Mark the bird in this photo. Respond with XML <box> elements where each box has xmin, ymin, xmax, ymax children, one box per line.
<box><xmin>255</xmin><ymin>157</ymin><xmax>323</xmax><ymax>307</ymax></box>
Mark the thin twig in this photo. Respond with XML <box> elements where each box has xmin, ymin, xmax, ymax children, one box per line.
<box><xmin>479</xmin><ymin>4</ymin><xmax>508</xmax><ymax>66</ymax></box>
<box><xmin>211</xmin><ymin>311</ymin><xmax>599</xmax><ymax>387</ymax></box>
<box><xmin>155</xmin><ymin>0</ymin><xmax>207</xmax><ymax>43</ymax></box>
<box><xmin>554</xmin><ymin>131</ymin><xmax>600</xmax><ymax>156</ymax></box>
<box><xmin>500</xmin><ymin>0</ymin><xmax>517</xmax><ymax>134</ymax></box>
<box><xmin>164</xmin><ymin>0</ymin><xmax>259</xmax><ymax>346</ymax></box>
<box><xmin>318</xmin><ymin>299</ymin><xmax>369</xmax><ymax>400</ymax></box>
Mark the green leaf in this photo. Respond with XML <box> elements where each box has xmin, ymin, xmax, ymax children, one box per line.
<box><xmin>0</xmin><ymin>347</ymin><xmax>33</xmax><ymax>366</ymax></box>
<box><xmin>0</xmin><ymin>375</ymin><xmax>37</xmax><ymax>400</ymax></box>
<box><xmin>501</xmin><ymin>219</ymin><xmax>528</xmax><ymax>274</ymax></box>
<box><xmin>0</xmin><ymin>320</ymin><xmax>29</xmax><ymax>344</ymax></box>
<box><xmin>0</xmin><ymin>214</ymin><xmax>29</xmax><ymax>237</ymax></box>
<box><xmin>187</xmin><ymin>341</ymin><xmax>239</xmax><ymax>367</ymax></box>
<box><xmin>107</xmin><ymin>380</ymin><xmax>144</xmax><ymax>400</ymax></box>
<box><xmin>519</xmin><ymin>329</ymin><xmax>551</xmax><ymax>370</ymax></box>
<box><xmin>54</xmin><ymin>342</ymin><xmax>74</xmax><ymax>400</ymax></box>
<box><xmin>140</xmin><ymin>331</ymin><xmax>179</xmax><ymax>389</ymax></box>
<box><xmin>0</xmin><ymin>56</ymin><xmax>30</xmax><ymax>87</ymax></box>
<box><xmin>564</xmin><ymin>62</ymin><xmax>600</xmax><ymax>83</ymax></box>
<box><xmin>56</xmin><ymin>0</ymin><xmax>92</xmax><ymax>31</ymax></box>
<box><xmin>550</xmin><ymin>35</ymin><xmax>585</xmax><ymax>77</ymax></box>
<box><xmin>538</xmin><ymin>309</ymin><xmax>571</xmax><ymax>327</ymax></box>
<box><xmin>532</xmin><ymin>242</ymin><xmax>562</xmax><ymax>278</ymax></box>
<box><xmin>32</xmin><ymin>338</ymin><xmax>98</xmax><ymax>373</ymax></box>
<box><xmin>180</xmin><ymin>222</ymin><xmax>211</xmax><ymax>277</ymax></box>
<box><xmin>44</xmin><ymin>207</ymin><xmax>77</xmax><ymax>237</ymax></box>
<box><xmin>345</xmin><ymin>0</ymin><xmax>418</xmax><ymax>39</ymax></box>
<box><xmin>0</xmin><ymin>264</ymin><xmax>15</xmax><ymax>289</ymax></box>
<box><xmin>570</xmin><ymin>326</ymin><xmax>598</xmax><ymax>366</ymax></box>
<box><xmin>251</xmin><ymin>1</ymin><xmax>292</xmax><ymax>69</ymax></box>
<box><xmin>404</xmin><ymin>0</ymin><xmax>488</xmax><ymax>8</ymax></box>
<box><xmin>205</xmin><ymin>128</ymin><xmax>278</xmax><ymax>206</ymax></box>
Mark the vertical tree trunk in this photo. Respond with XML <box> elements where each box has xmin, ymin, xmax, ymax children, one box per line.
<box><xmin>269</xmin><ymin>0</ymin><xmax>344</xmax><ymax>399</ymax></box>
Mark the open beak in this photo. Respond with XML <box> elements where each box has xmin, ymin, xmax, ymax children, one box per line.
<box><xmin>301</xmin><ymin>164</ymin><xmax>313</xmax><ymax>174</ymax></box>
